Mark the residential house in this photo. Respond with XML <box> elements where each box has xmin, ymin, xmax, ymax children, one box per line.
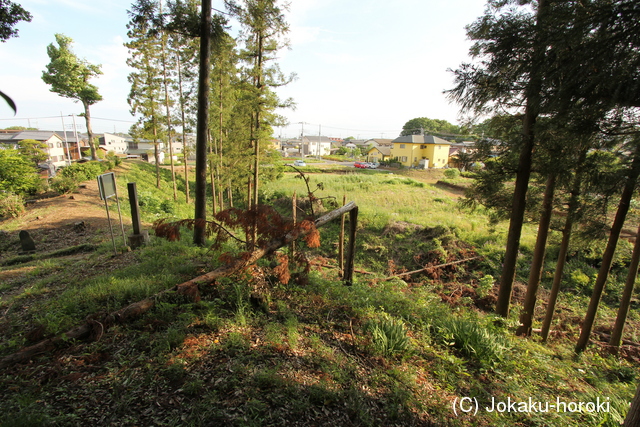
<box><xmin>1</xmin><ymin>130</ymin><xmax>68</xmax><ymax>168</ymax></box>
<box><xmin>367</xmin><ymin>145</ymin><xmax>392</xmax><ymax>163</ymax></box>
<box><xmin>56</xmin><ymin>130</ymin><xmax>88</xmax><ymax>160</ymax></box>
<box><xmin>301</xmin><ymin>135</ymin><xmax>333</xmax><ymax>156</ymax></box>
<box><xmin>98</xmin><ymin>132</ymin><xmax>128</xmax><ymax>156</ymax></box>
<box><xmin>126</xmin><ymin>135</ymin><xmax>166</xmax><ymax>163</ymax></box>
<box><xmin>390</xmin><ymin>134</ymin><xmax>451</xmax><ymax>168</ymax></box>
<box><xmin>448</xmin><ymin>141</ymin><xmax>476</xmax><ymax>169</ymax></box>
<box><xmin>362</xmin><ymin>138</ymin><xmax>393</xmax><ymax>148</ymax></box>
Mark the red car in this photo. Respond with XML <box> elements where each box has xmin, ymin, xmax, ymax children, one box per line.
<box><xmin>354</xmin><ymin>161</ymin><xmax>367</xmax><ymax>168</ymax></box>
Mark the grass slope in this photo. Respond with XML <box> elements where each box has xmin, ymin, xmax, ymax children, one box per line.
<box><xmin>0</xmin><ymin>163</ymin><xmax>637</xmax><ymax>426</ymax></box>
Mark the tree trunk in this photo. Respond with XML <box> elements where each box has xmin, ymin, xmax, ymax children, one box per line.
<box><xmin>576</xmin><ymin>144</ymin><xmax>640</xmax><ymax>353</ymax></box>
<box><xmin>82</xmin><ymin>100</ymin><xmax>97</xmax><ymax>161</ymax></box>
<box><xmin>496</xmin><ymin>0</ymin><xmax>548</xmax><ymax>317</ymax></box>
<box><xmin>193</xmin><ymin>0</ymin><xmax>212</xmax><ymax>246</ymax></box>
<box><xmin>609</xmin><ymin>221</ymin><xmax>640</xmax><ymax>352</ymax></box>
<box><xmin>624</xmin><ymin>382</ymin><xmax>640</xmax><ymax>427</ymax></box>
<box><xmin>176</xmin><ymin>53</ymin><xmax>190</xmax><ymax>204</ymax></box>
<box><xmin>540</xmin><ymin>150</ymin><xmax>586</xmax><ymax>341</ymax></box>
<box><xmin>517</xmin><ymin>174</ymin><xmax>556</xmax><ymax>336</ymax></box>
<box><xmin>160</xmin><ymin>0</ymin><xmax>177</xmax><ymax>201</ymax></box>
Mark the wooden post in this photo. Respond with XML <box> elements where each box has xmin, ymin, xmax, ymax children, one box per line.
<box><xmin>291</xmin><ymin>191</ymin><xmax>297</xmax><ymax>256</ymax></box>
<box><xmin>338</xmin><ymin>195</ymin><xmax>346</xmax><ymax>277</ymax></box>
<box><xmin>127</xmin><ymin>182</ymin><xmax>149</xmax><ymax>249</ymax></box>
<box><xmin>343</xmin><ymin>206</ymin><xmax>358</xmax><ymax>286</ymax></box>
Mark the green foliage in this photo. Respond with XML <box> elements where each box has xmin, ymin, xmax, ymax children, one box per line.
<box><xmin>42</xmin><ymin>34</ymin><xmax>102</xmax><ymax>104</ymax></box>
<box><xmin>49</xmin><ymin>175</ymin><xmax>77</xmax><ymax>194</ymax></box>
<box><xmin>365</xmin><ymin>314</ymin><xmax>411</xmax><ymax>358</ymax></box>
<box><xmin>0</xmin><ymin>191</ymin><xmax>25</xmax><ymax>218</ymax></box>
<box><xmin>59</xmin><ymin>161</ymin><xmax>105</xmax><ymax>182</ymax></box>
<box><xmin>476</xmin><ymin>274</ymin><xmax>494</xmax><ymax>298</ymax></box>
<box><xmin>401</xmin><ymin>117</ymin><xmax>460</xmax><ymax>136</ymax></box>
<box><xmin>0</xmin><ymin>0</ymin><xmax>32</xmax><ymax>42</ymax></box>
<box><xmin>0</xmin><ymin>149</ymin><xmax>40</xmax><ymax>195</ymax></box>
<box><xmin>17</xmin><ymin>139</ymin><xmax>48</xmax><ymax>166</ymax></box>
<box><xmin>443</xmin><ymin>168</ymin><xmax>461</xmax><ymax>179</ymax></box>
<box><xmin>432</xmin><ymin>314</ymin><xmax>508</xmax><ymax>368</ymax></box>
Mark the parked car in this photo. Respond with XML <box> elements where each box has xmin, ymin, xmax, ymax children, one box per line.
<box><xmin>354</xmin><ymin>161</ymin><xmax>366</xmax><ymax>168</ymax></box>
<box><xmin>293</xmin><ymin>160</ymin><xmax>306</xmax><ymax>167</ymax></box>
<box><xmin>367</xmin><ymin>162</ymin><xmax>379</xmax><ymax>169</ymax></box>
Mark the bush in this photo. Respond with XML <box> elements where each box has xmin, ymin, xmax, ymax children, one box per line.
<box><xmin>0</xmin><ymin>149</ymin><xmax>40</xmax><ymax>195</ymax></box>
<box><xmin>443</xmin><ymin>168</ymin><xmax>461</xmax><ymax>179</ymax></box>
<box><xmin>50</xmin><ymin>176</ymin><xmax>78</xmax><ymax>194</ymax></box>
<box><xmin>59</xmin><ymin>162</ymin><xmax>105</xmax><ymax>182</ymax></box>
<box><xmin>0</xmin><ymin>192</ymin><xmax>25</xmax><ymax>218</ymax></box>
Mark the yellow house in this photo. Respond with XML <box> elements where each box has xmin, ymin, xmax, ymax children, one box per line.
<box><xmin>390</xmin><ymin>134</ymin><xmax>451</xmax><ymax>168</ymax></box>
<box><xmin>366</xmin><ymin>145</ymin><xmax>391</xmax><ymax>163</ymax></box>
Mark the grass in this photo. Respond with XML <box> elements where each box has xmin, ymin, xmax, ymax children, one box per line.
<box><xmin>0</xmin><ymin>162</ymin><xmax>637</xmax><ymax>426</ymax></box>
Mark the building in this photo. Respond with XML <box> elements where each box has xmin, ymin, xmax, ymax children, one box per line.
<box><xmin>0</xmin><ymin>130</ymin><xmax>68</xmax><ymax>168</ymax></box>
<box><xmin>301</xmin><ymin>135</ymin><xmax>333</xmax><ymax>156</ymax></box>
<box><xmin>98</xmin><ymin>132</ymin><xmax>128</xmax><ymax>156</ymax></box>
<box><xmin>367</xmin><ymin>145</ymin><xmax>392</xmax><ymax>163</ymax></box>
<box><xmin>56</xmin><ymin>130</ymin><xmax>89</xmax><ymax>161</ymax></box>
<box><xmin>126</xmin><ymin>135</ymin><xmax>166</xmax><ymax>163</ymax></box>
<box><xmin>390</xmin><ymin>134</ymin><xmax>451</xmax><ymax>168</ymax></box>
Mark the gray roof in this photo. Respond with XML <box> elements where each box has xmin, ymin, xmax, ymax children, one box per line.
<box><xmin>302</xmin><ymin>135</ymin><xmax>333</xmax><ymax>143</ymax></box>
<box><xmin>8</xmin><ymin>131</ymin><xmax>61</xmax><ymax>141</ymax></box>
<box><xmin>391</xmin><ymin>134</ymin><xmax>451</xmax><ymax>145</ymax></box>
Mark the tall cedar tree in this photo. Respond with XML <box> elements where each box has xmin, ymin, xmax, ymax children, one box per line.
<box><xmin>166</xmin><ymin>0</ymin><xmax>200</xmax><ymax>204</ymax></box>
<box><xmin>158</xmin><ymin>0</ymin><xmax>178</xmax><ymax>201</ymax></box>
<box><xmin>126</xmin><ymin>0</ymin><xmax>167</xmax><ymax>189</ymax></box>
<box><xmin>192</xmin><ymin>0</ymin><xmax>213</xmax><ymax>245</ymax></box>
<box><xmin>448</xmin><ymin>0</ymin><xmax>550</xmax><ymax>317</ymax></box>
<box><xmin>209</xmin><ymin>30</ymin><xmax>241</xmax><ymax>213</ymax></box>
<box><xmin>42</xmin><ymin>34</ymin><xmax>102</xmax><ymax>161</ymax></box>
<box><xmin>229</xmin><ymin>0</ymin><xmax>294</xmax><ymax>209</ymax></box>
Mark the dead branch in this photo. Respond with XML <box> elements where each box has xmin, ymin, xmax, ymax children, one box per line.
<box><xmin>311</xmin><ymin>261</ymin><xmax>375</xmax><ymax>275</ymax></box>
<box><xmin>0</xmin><ymin>201</ymin><xmax>358</xmax><ymax>369</ymax></box>
<box><xmin>381</xmin><ymin>256</ymin><xmax>483</xmax><ymax>281</ymax></box>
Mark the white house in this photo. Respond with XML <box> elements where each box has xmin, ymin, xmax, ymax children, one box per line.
<box><xmin>1</xmin><ymin>130</ymin><xmax>68</xmax><ymax>168</ymax></box>
<box><xmin>301</xmin><ymin>135</ymin><xmax>332</xmax><ymax>156</ymax></box>
<box><xmin>99</xmin><ymin>132</ymin><xmax>128</xmax><ymax>155</ymax></box>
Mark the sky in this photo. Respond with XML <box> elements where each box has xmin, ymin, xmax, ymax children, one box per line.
<box><xmin>0</xmin><ymin>0</ymin><xmax>488</xmax><ymax>140</ymax></box>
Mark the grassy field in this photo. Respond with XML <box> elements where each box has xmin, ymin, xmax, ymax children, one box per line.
<box><xmin>0</xmin><ymin>162</ymin><xmax>637</xmax><ymax>426</ymax></box>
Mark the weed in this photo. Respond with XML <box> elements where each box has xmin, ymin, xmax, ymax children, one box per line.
<box><xmin>432</xmin><ymin>314</ymin><xmax>508</xmax><ymax>368</ymax></box>
<box><xmin>365</xmin><ymin>314</ymin><xmax>411</xmax><ymax>358</ymax></box>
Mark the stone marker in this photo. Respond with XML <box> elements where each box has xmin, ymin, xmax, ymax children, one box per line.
<box><xmin>127</xmin><ymin>182</ymin><xmax>150</xmax><ymax>249</ymax></box>
<box><xmin>19</xmin><ymin>230</ymin><xmax>36</xmax><ymax>253</ymax></box>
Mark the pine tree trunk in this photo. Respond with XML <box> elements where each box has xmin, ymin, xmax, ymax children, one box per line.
<box><xmin>517</xmin><ymin>174</ymin><xmax>556</xmax><ymax>336</ymax></box>
<box><xmin>496</xmin><ymin>0</ymin><xmax>548</xmax><ymax>317</ymax></box>
<box><xmin>193</xmin><ymin>0</ymin><xmax>212</xmax><ymax>246</ymax></box>
<box><xmin>576</xmin><ymin>143</ymin><xmax>640</xmax><ymax>353</ymax></box>
<box><xmin>609</xmin><ymin>221</ymin><xmax>640</xmax><ymax>352</ymax></box>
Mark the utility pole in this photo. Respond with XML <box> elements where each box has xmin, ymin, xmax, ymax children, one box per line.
<box><xmin>59</xmin><ymin>112</ymin><xmax>72</xmax><ymax>166</ymax></box>
<box><xmin>317</xmin><ymin>124</ymin><xmax>321</xmax><ymax>159</ymax></box>
<box><xmin>71</xmin><ymin>113</ymin><xmax>81</xmax><ymax>159</ymax></box>
<box><xmin>298</xmin><ymin>121</ymin><xmax>307</xmax><ymax>157</ymax></box>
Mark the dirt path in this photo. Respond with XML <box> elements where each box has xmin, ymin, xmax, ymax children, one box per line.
<box><xmin>0</xmin><ymin>178</ymin><xmax>131</xmax><ymax>258</ymax></box>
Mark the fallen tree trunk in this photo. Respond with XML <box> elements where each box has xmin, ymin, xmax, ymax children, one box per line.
<box><xmin>381</xmin><ymin>256</ymin><xmax>483</xmax><ymax>281</ymax></box>
<box><xmin>0</xmin><ymin>202</ymin><xmax>358</xmax><ymax>369</ymax></box>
